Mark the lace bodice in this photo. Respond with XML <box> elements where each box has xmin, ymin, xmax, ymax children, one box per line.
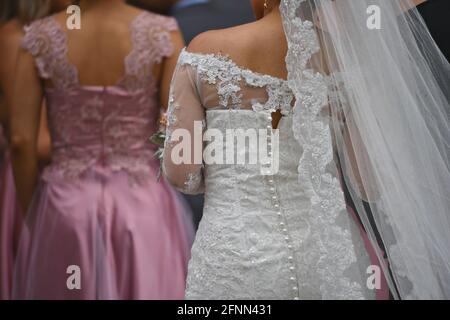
<box><xmin>22</xmin><ymin>12</ymin><xmax>177</xmax><ymax>91</ymax></box>
<box><xmin>163</xmin><ymin>49</ymin><xmax>295</xmax><ymax>193</ymax></box>
<box><xmin>187</xmin><ymin>113</ymin><xmax>373</xmax><ymax>299</ymax></box>
<box><xmin>21</xmin><ymin>12</ymin><xmax>178</xmax><ymax>182</ymax></box>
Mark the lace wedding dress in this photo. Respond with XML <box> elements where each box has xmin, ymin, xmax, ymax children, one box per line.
<box><xmin>163</xmin><ymin>48</ymin><xmax>377</xmax><ymax>300</ymax></box>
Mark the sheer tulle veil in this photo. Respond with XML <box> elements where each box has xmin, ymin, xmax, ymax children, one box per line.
<box><xmin>280</xmin><ymin>0</ymin><xmax>450</xmax><ymax>299</ymax></box>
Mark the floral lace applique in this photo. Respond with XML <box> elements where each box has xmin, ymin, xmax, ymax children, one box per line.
<box><xmin>21</xmin><ymin>17</ymin><xmax>78</xmax><ymax>90</ymax></box>
<box><xmin>165</xmin><ymin>88</ymin><xmax>181</xmax><ymax>146</ymax></box>
<box><xmin>163</xmin><ymin>85</ymin><xmax>206</xmax><ymax>194</ymax></box>
<box><xmin>22</xmin><ymin>12</ymin><xmax>178</xmax><ymax>92</ymax></box>
<box><xmin>118</xmin><ymin>12</ymin><xmax>178</xmax><ymax>91</ymax></box>
<box><xmin>21</xmin><ymin>13</ymin><xmax>176</xmax><ymax>184</ymax></box>
<box><xmin>183</xmin><ymin>170</ymin><xmax>205</xmax><ymax>195</ymax></box>
<box><xmin>283</xmin><ymin>8</ymin><xmax>367</xmax><ymax>299</ymax></box>
<box><xmin>178</xmin><ymin>49</ymin><xmax>294</xmax><ymax>114</ymax></box>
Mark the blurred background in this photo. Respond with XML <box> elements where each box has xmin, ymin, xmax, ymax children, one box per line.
<box><xmin>130</xmin><ymin>0</ymin><xmax>255</xmax><ymax>43</ymax></box>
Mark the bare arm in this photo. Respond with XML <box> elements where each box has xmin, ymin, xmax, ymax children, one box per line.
<box><xmin>7</xmin><ymin>49</ymin><xmax>43</xmax><ymax>212</ymax></box>
<box><xmin>0</xmin><ymin>24</ymin><xmax>50</xmax><ymax>203</ymax></box>
<box><xmin>0</xmin><ymin>25</ymin><xmax>22</xmax><ymax>141</ymax></box>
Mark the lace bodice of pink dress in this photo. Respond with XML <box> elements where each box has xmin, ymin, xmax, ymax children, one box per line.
<box><xmin>22</xmin><ymin>12</ymin><xmax>177</xmax><ymax>183</ymax></box>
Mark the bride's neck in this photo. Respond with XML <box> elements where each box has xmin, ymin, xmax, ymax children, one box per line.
<box><xmin>263</xmin><ymin>4</ymin><xmax>281</xmax><ymax>21</ymax></box>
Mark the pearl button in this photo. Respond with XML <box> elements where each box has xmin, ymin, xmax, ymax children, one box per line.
<box><xmin>289</xmin><ymin>266</ymin><xmax>295</xmax><ymax>271</ymax></box>
<box><xmin>277</xmin><ymin>212</ymin><xmax>282</xmax><ymax>216</ymax></box>
<box><xmin>285</xmin><ymin>236</ymin><xmax>290</xmax><ymax>241</ymax></box>
<box><xmin>274</xmin><ymin>204</ymin><xmax>279</xmax><ymax>208</ymax></box>
<box><xmin>293</xmin><ymin>286</ymin><xmax>298</xmax><ymax>291</ymax></box>
<box><xmin>288</xmin><ymin>245</ymin><xmax>293</xmax><ymax>249</ymax></box>
<box><xmin>288</xmin><ymin>256</ymin><xmax>293</xmax><ymax>260</ymax></box>
<box><xmin>280</xmin><ymin>222</ymin><xmax>285</xmax><ymax>226</ymax></box>
<box><xmin>290</xmin><ymin>277</ymin><xmax>296</xmax><ymax>281</ymax></box>
<box><xmin>268</xmin><ymin>179</ymin><xmax>274</xmax><ymax>183</ymax></box>
<box><xmin>294</xmin><ymin>297</ymin><xmax>300</xmax><ymax>300</ymax></box>
<box><xmin>283</xmin><ymin>228</ymin><xmax>288</xmax><ymax>233</ymax></box>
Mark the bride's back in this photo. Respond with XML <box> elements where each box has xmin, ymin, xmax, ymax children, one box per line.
<box><xmin>182</xmin><ymin>6</ymin><xmax>289</xmax><ymax>128</ymax></box>
<box><xmin>187</xmin><ymin>6</ymin><xmax>288</xmax><ymax>82</ymax></box>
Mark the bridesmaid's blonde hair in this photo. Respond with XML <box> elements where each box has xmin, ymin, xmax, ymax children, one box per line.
<box><xmin>17</xmin><ymin>0</ymin><xmax>52</xmax><ymax>24</ymax></box>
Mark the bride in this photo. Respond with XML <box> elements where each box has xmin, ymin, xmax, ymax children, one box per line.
<box><xmin>163</xmin><ymin>0</ymin><xmax>450</xmax><ymax>300</ymax></box>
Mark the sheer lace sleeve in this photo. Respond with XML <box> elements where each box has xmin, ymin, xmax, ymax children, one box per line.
<box><xmin>162</xmin><ymin>61</ymin><xmax>205</xmax><ymax>195</ymax></box>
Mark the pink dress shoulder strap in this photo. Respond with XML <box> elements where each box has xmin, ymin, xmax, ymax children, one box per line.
<box><xmin>21</xmin><ymin>16</ymin><xmax>78</xmax><ymax>90</ymax></box>
<box><xmin>119</xmin><ymin>11</ymin><xmax>179</xmax><ymax>91</ymax></box>
<box><xmin>21</xmin><ymin>12</ymin><xmax>178</xmax><ymax>92</ymax></box>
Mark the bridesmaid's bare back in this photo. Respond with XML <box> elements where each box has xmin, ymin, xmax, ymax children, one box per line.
<box><xmin>52</xmin><ymin>3</ymin><xmax>153</xmax><ymax>87</ymax></box>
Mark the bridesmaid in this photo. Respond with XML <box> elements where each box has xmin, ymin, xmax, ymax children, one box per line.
<box><xmin>0</xmin><ymin>0</ymin><xmax>68</xmax><ymax>300</ymax></box>
<box><xmin>8</xmin><ymin>0</ymin><xmax>192</xmax><ymax>299</ymax></box>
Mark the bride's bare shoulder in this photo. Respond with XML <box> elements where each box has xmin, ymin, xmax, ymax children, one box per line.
<box><xmin>186</xmin><ymin>20</ymin><xmax>268</xmax><ymax>59</ymax></box>
<box><xmin>186</xmin><ymin>18</ymin><xmax>286</xmax><ymax>74</ymax></box>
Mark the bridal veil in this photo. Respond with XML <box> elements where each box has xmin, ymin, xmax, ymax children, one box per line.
<box><xmin>281</xmin><ymin>0</ymin><xmax>450</xmax><ymax>299</ymax></box>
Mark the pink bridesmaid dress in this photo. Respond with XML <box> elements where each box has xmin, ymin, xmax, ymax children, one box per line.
<box><xmin>0</xmin><ymin>127</ymin><xmax>23</xmax><ymax>300</ymax></box>
<box><xmin>13</xmin><ymin>12</ymin><xmax>192</xmax><ymax>300</ymax></box>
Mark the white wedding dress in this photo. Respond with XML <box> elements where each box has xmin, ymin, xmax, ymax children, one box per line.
<box><xmin>163</xmin><ymin>48</ymin><xmax>376</xmax><ymax>300</ymax></box>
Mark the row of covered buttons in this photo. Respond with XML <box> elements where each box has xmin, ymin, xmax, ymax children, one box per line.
<box><xmin>264</xmin><ymin>113</ymin><xmax>300</xmax><ymax>300</ymax></box>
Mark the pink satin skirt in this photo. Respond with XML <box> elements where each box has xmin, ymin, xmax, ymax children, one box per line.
<box><xmin>0</xmin><ymin>153</ymin><xmax>22</xmax><ymax>300</ymax></box>
<box><xmin>13</xmin><ymin>165</ymin><xmax>193</xmax><ymax>300</ymax></box>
